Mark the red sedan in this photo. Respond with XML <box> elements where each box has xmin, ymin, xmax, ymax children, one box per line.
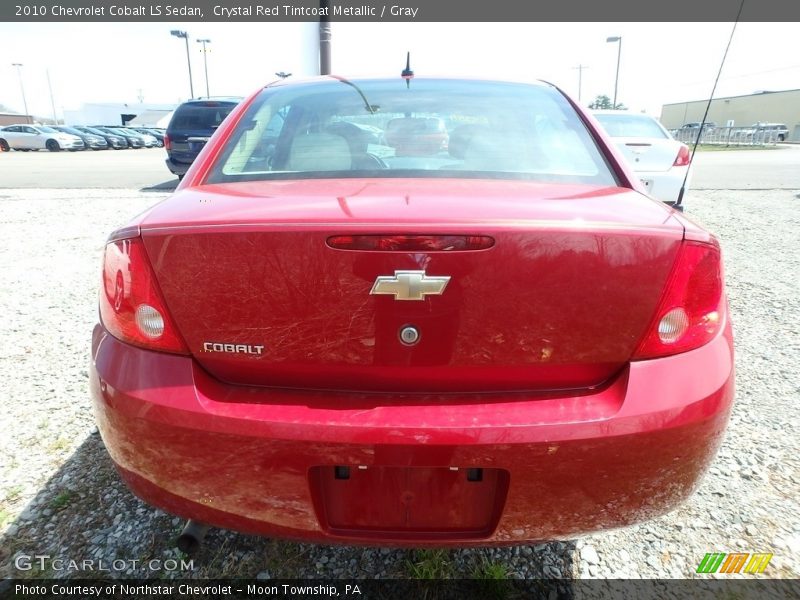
<box><xmin>91</xmin><ymin>77</ymin><xmax>733</xmax><ymax>547</ymax></box>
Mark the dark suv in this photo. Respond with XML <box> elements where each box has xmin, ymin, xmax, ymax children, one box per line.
<box><xmin>165</xmin><ymin>98</ymin><xmax>241</xmax><ymax>178</ymax></box>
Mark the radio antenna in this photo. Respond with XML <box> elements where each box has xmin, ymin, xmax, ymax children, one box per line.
<box><xmin>401</xmin><ymin>52</ymin><xmax>414</xmax><ymax>88</ymax></box>
<box><xmin>675</xmin><ymin>0</ymin><xmax>745</xmax><ymax>211</ymax></box>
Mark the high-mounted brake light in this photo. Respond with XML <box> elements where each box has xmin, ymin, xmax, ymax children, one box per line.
<box><xmin>327</xmin><ymin>235</ymin><xmax>494</xmax><ymax>252</ymax></box>
<box><xmin>633</xmin><ymin>241</ymin><xmax>725</xmax><ymax>359</ymax></box>
<box><xmin>673</xmin><ymin>143</ymin><xmax>691</xmax><ymax>167</ymax></box>
<box><xmin>98</xmin><ymin>236</ymin><xmax>188</xmax><ymax>354</ymax></box>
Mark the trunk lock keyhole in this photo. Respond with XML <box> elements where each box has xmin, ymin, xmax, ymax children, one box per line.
<box><xmin>399</xmin><ymin>325</ymin><xmax>420</xmax><ymax>346</ymax></box>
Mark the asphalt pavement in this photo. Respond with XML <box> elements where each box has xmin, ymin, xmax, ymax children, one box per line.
<box><xmin>1</xmin><ymin>144</ymin><xmax>799</xmax><ymax>191</ymax></box>
<box><xmin>0</xmin><ymin>147</ymin><xmax>175</xmax><ymax>191</ymax></box>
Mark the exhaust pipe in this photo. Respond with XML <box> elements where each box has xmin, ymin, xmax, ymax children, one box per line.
<box><xmin>176</xmin><ymin>520</ymin><xmax>210</xmax><ymax>554</ymax></box>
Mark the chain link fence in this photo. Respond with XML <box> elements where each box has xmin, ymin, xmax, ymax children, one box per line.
<box><xmin>670</xmin><ymin>126</ymin><xmax>786</xmax><ymax>146</ymax></box>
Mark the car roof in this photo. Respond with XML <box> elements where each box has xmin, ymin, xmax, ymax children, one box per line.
<box><xmin>180</xmin><ymin>96</ymin><xmax>243</xmax><ymax>104</ymax></box>
<box><xmin>262</xmin><ymin>75</ymin><xmax>552</xmax><ymax>90</ymax></box>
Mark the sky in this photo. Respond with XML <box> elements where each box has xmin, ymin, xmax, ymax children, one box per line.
<box><xmin>1</xmin><ymin>22</ymin><xmax>799</xmax><ymax>120</ymax></box>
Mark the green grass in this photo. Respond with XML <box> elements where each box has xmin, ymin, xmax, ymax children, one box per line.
<box><xmin>470</xmin><ymin>555</ymin><xmax>511</xmax><ymax>600</ymax></box>
<box><xmin>405</xmin><ymin>549</ymin><xmax>455</xmax><ymax>579</ymax></box>
<box><xmin>49</xmin><ymin>490</ymin><xmax>75</xmax><ymax>511</ymax></box>
<box><xmin>4</xmin><ymin>484</ymin><xmax>24</xmax><ymax>504</ymax></box>
<box><xmin>47</xmin><ymin>437</ymin><xmax>71</xmax><ymax>452</ymax></box>
<box><xmin>471</xmin><ymin>556</ymin><xmax>509</xmax><ymax>580</ymax></box>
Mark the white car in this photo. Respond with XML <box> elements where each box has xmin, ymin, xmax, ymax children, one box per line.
<box><xmin>0</xmin><ymin>124</ymin><xmax>85</xmax><ymax>152</ymax></box>
<box><xmin>593</xmin><ymin>111</ymin><xmax>691</xmax><ymax>205</ymax></box>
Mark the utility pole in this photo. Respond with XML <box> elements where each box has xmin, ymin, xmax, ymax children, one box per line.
<box><xmin>319</xmin><ymin>0</ymin><xmax>331</xmax><ymax>75</ymax></box>
<box><xmin>196</xmin><ymin>38</ymin><xmax>211</xmax><ymax>97</ymax></box>
<box><xmin>11</xmin><ymin>63</ymin><xmax>30</xmax><ymax>122</ymax></box>
<box><xmin>572</xmin><ymin>64</ymin><xmax>588</xmax><ymax>102</ymax></box>
<box><xmin>46</xmin><ymin>69</ymin><xmax>58</xmax><ymax>124</ymax></box>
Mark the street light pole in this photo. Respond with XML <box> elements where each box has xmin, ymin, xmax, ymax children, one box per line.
<box><xmin>170</xmin><ymin>30</ymin><xmax>194</xmax><ymax>98</ymax></box>
<box><xmin>11</xmin><ymin>63</ymin><xmax>30</xmax><ymax>122</ymax></box>
<box><xmin>606</xmin><ymin>36</ymin><xmax>622</xmax><ymax>109</ymax></box>
<box><xmin>46</xmin><ymin>68</ymin><xmax>58</xmax><ymax>124</ymax></box>
<box><xmin>572</xmin><ymin>64</ymin><xmax>588</xmax><ymax>102</ymax></box>
<box><xmin>196</xmin><ymin>38</ymin><xmax>211</xmax><ymax>97</ymax></box>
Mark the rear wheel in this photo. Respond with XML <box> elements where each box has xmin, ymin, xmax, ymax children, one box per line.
<box><xmin>0</xmin><ymin>139</ymin><xmax>9</xmax><ymax>152</ymax></box>
<box><xmin>778</xmin><ymin>134</ymin><xmax>785</xmax><ymax>142</ymax></box>
<box><xmin>46</xmin><ymin>139</ymin><xmax>61</xmax><ymax>152</ymax></box>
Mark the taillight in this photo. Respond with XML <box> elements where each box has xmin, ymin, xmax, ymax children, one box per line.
<box><xmin>99</xmin><ymin>236</ymin><xmax>188</xmax><ymax>354</ymax></box>
<box><xmin>673</xmin><ymin>144</ymin><xmax>691</xmax><ymax>166</ymax></box>
<box><xmin>163</xmin><ymin>133</ymin><xmax>171</xmax><ymax>150</ymax></box>
<box><xmin>633</xmin><ymin>241</ymin><xmax>725</xmax><ymax>359</ymax></box>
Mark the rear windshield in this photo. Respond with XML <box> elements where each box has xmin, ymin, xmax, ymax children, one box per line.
<box><xmin>594</xmin><ymin>114</ymin><xmax>668</xmax><ymax>139</ymax></box>
<box><xmin>170</xmin><ymin>103</ymin><xmax>237</xmax><ymax>131</ymax></box>
<box><xmin>206</xmin><ymin>79</ymin><xmax>617</xmax><ymax>186</ymax></box>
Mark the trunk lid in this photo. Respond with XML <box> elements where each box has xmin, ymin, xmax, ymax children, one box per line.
<box><xmin>612</xmin><ymin>137</ymin><xmax>682</xmax><ymax>173</ymax></box>
<box><xmin>140</xmin><ymin>179</ymin><xmax>683</xmax><ymax>393</ymax></box>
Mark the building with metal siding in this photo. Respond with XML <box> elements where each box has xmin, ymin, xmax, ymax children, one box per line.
<box><xmin>61</xmin><ymin>103</ymin><xmax>177</xmax><ymax>127</ymax></box>
<box><xmin>660</xmin><ymin>89</ymin><xmax>800</xmax><ymax>140</ymax></box>
<box><xmin>0</xmin><ymin>112</ymin><xmax>33</xmax><ymax>126</ymax></box>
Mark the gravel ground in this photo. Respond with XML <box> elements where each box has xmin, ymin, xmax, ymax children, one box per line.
<box><xmin>0</xmin><ymin>188</ymin><xmax>797</xmax><ymax>585</ymax></box>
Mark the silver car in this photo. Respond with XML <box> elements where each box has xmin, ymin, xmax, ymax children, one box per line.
<box><xmin>593</xmin><ymin>111</ymin><xmax>691</xmax><ymax>205</ymax></box>
<box><xmin>0</xmin><ymin>124</ymin><xmax>85</xmax><ymax>152</ymax></box>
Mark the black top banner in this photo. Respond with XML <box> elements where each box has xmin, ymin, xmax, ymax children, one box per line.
<box><xmin>2</xmin><ymin>0</ymin><xmax>800</xmax><ymax>22</ymax></box>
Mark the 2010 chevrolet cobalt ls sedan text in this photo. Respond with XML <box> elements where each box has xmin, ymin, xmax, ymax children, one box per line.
<box><xmin>91</xmin><ymin>77</ymin><xmax>733</xmax><ymax>546</ymax></box>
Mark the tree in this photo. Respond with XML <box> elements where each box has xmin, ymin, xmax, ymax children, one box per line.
<box><xmin>588</xmin><ymin>95</ymin><xmax>626</xmax><ymax>110</ymax></box>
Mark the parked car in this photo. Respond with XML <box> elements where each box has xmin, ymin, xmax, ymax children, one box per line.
<box><xmin>92</xmin><ymin>77</ymin><xmax>733</xmax><ymax>548</ymax></box>
<box><xmin>164</xmin><ymin>97</ymin><xmax>240</xmax><ymax>178</ymax></box>
<box><xmin>127</xmin><ymin>127</ymin><xmax>165</xmax><ymax>146</ymax></box>
<box><xmin>0</xmin><ymin>124</ymin><xmax>84</xmax><ymax>152</ymax></box>
<box><xmin>593</xmin><ymin>110</ymin><xmax>691</xmax><ymax>205</ymax></box>
<box><xmin>752</xmin><ymin>123</ymin><xmax>789</xmax><ymax>142</ymax></box>
<box><xmin>54</xmin><ymin>126</ymin><xmax>108</xmax><ymax>150</ymax></box>
<box><xmin>92</xmin><ymin>126</ymin><xmax>145</xmax><ymax>149</ymax></box>
<box><xmin>121</xmin><ymin>127</ymin><xmax>160</xmax><ymax>148</ymax></box>
<box><xmin>72</xmin><ymin>126</ymin><xmax>129</xmax><ymax>149</ymax></box>
<box><xmin>679</xmin><ymin>121</ymin><xmax>716</xmax><ymax>132</ymax></box>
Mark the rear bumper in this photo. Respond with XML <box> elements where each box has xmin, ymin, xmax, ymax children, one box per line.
<box><xmin>165</xmin><ymin>157</ymin><xmax>190</xmax><ymax>176</ymax></box>
<box><xmin>91</xmin><ymin>322</ymin><xmax>734</xmax><ymax>546</ymax></box>
<box><xmin>637</xmin><ymin>166</ymin><xmax>691</xmax><ymax>204</ymax></box>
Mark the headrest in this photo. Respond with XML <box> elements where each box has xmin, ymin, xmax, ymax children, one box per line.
<box><xmin>385</xmin><ymin>117</ymin><xmax>447</xmax><ymax>156</ymax></box>
<box><xmin>286</xmin><ymin>132</ymin><xmax>351</xmax><ymax>171</ymax></box>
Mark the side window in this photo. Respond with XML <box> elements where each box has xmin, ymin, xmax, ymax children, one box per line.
<box><xmin>222</xmin><ymin>105</ymin><xmax>291</xmax><ymax>174</ymax></box>
<box><xmin>24</xmin><ymin>127</ymin><xmax>38</xmax><ymax>134</ymax></box>
<box><xmin>532</xmin><ymin>115</ymin><xmax>600</xmax><ymax>177</ymax></box>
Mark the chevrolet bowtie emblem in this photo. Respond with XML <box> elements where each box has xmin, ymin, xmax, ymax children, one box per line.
<box><xmin>370</xmin><ymin>270</ymin><xmax>451</xmax><ymax>301</ymax></box>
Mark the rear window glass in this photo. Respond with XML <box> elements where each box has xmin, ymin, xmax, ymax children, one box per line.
<box><xmin>594</xmin><ymin>114</ymin><xmax>668</xmax><ymax>139</ymax></box>
<box><xmin>206</xmin><ymin>79</ymin><xmax>617</xmax><ymax>186</ymax></box>
<box><xmin>170</xmin><ymin>103</ymin><xmax>237</xmax><ymax>130</ymax></box>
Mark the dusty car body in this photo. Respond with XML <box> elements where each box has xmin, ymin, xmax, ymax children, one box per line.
<box><xmin>91</xmin><ymin>77</ymin><xmax>734</xmax><ymax>546</ymax></box>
